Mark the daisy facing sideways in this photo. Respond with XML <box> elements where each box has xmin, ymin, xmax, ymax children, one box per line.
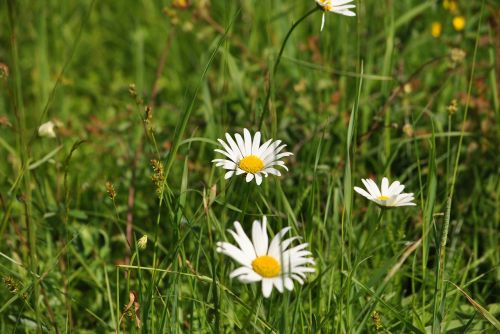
<box><xmin>216</xmin><ymin>217</ymin><xmax>315</xmax><ymax>298</ymax></box>
<box><xmin>315</xmin><ymin>0</ymin><xmax>356</xmax><ymax>31</ymax></box>
<box><xmin>212</xmin><ymin>128</ymin><xmax>293</xmax><ymax>185</ymax></box>
<box><xmin>354</xmin><ymin>177</ymin><xmax>416</xmax><ymax>207</ymax></box>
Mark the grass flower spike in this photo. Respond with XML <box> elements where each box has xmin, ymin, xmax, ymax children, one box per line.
<box><xmin>216</xmin><ymin>217</ymin><xmax>315</xmax><ymax>298</ymax></box>
<box><xmin>212</xmin><ymin>129</ymin><xmax>292</xmax><ymax>185</ymax></box>
<box><xmin>354</xmin><ymin>177</ymin><xmax>416</xmax><ymax>207</ymax></box>
<box><xmin>316</xmin><ymin>0</ymin><xmax>356</xmax><ymax>31</ymax></box>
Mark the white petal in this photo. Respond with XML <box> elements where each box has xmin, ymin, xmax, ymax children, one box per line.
<box><xmin>268</xmin><ymin>227</ymin><xmax>291</xmax><ymax>259</ymax></box>
<box><xmin>273</xmin><ymin>277</ymin><xmax>284</xmax><ymax>293</ymax></box>
<box><xmin>333</xmin><ymin>9</ymin><xmax>356</xmax><ymax>16</ymax></box>
<box><xmin>320</xmin><ymin>12</ymin><xmax>325</xmax><ymax>31</ymax></box>
<box><xmin>225</xmin><ymin>133</ymin><xmax>243</xmax><ymax>160</ymax></box>
<box><xmin>330</xmin><ymin>0</ymin><xmax>355</xmax><ymax>5</ymax></box>
<box><xmin>214</xmin><ymin>149</ymin><xmax>237</xmax><ymax>161</ymax></box>
<box><xmin>394</xmin><ymin>200</ymin><xmax>417</xmax><ymax>207</ymax></box>
<box><xmin>243</xmin><ymin>128</ymin><xmax>252</xmax><ymax>156</ymax></box>
<box><xmin>387</xmin><ymin>181</ymin><xmax>401</xmax><ymax>195</ymax></box>
<box><xmin>255</xmin><ymin>139</ymin><xmax>273</xmax><ymax>157</ymax></box>
<box><xmin>291</xmin><ymin>274</ymin><xmax>304</xmax><ymax>285</ymax></box>
<box><xmin>229</xmin><ymin>266</ymin><xmax>253</xmax><ymax>279</ymax></box>
<box><xmin>252</xmin><ymin>217</ymin><xmax>268</xmax><ymax>256</ymax></box>
<box><xmin>216</xmin><ymin>242</ymin><xmax>252</xmax><ymax>267</ymax></box>
<box><xmin>231</xmin><ymin>222</ymin><xmax>257</xmax><ymax>260</ymax></box>
<box><xmin>255</xmin><ymin>173</ymin><xmax>263</xmax><ymax>185</ymax></box>
<box><xmin>224</xmin><ymin>171</ymin><xmax>235</xmax><ymax>179</ymax></box>
<box><xmin>284</xmin><ymin>277</ymin><xmax>294</xmax><ymax>291</ymax></box>
<box><xmin>261</xmin><ymin>279</ymin><xmax>273</xmax><ymax>298</ymax></box>
<box><xmin>366</xmin><ymin>179</ymin><xmax>382</xmax><ymax>198</ymax></box>
<box><xmin>239</xmin><ymin>271</ymin><xmax>263</xmax><ymax>283</ymax></box>
<box><xmin>353</xmin><ymin>186</ymin><xmax>374</xmax><ymax>200</ymax></box>
<box><xmin>217</xmin><ymin>138</ymin><xmax>235</xmax><ymax>158</ymax></box>
<box><xmin>252</xmin><ymin>131</ymin><xmax>261</xmax><ymax>155</ymax></box>
<box><xmin>381</xmin><ymin>177</ymin><xmax>389</xmax><ymax>195</ymax></box>
<box><xmin>234</xmin><ymin>133</ymin><xmax>247</xmax><ymax>157</ymax></box>
<box><xmin>245</xmin><ymin>173</ymin><xmax>254</xmax><ymax>182</ymax></box>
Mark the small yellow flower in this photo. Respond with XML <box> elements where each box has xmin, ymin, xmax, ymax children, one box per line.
<box><xmin>452</xmin><ymin>16</ymin><xmax>465</xmax><ymax>31</ymax></box>
<box><xmin>431</xmin><ymin>22</ymin><xmax>442</xmax><ymax>38</ymax></box>
<box><xmin>443</xmin><ymin>0</ymin><xmax>458</xmax><ymax>14</ymax></box>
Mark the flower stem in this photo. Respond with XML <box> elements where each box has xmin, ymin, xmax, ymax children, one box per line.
<box><xmin>258</xmin><ymin>6</ymin><xmax>320</xmax><ymax>129</ymax></box>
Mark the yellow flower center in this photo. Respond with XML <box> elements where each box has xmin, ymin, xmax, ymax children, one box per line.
<box><xmin>252</xmin><ymin>255</ymin><xmax>281</xmax><ymax>278</ymax></box>
<box><xmin>318</xmin><ymin>0</ymin><xmax>332</xmax><ymax>11</ymax></box>
<box><xmin>239</xmin><ymin>155</ymin><xmax>264</xmax><ymax>174</ymax></box>
<box><xmin>377</xmin><ymin>195</ymin><xmax>390</xmax><ymax>201</ymax></box>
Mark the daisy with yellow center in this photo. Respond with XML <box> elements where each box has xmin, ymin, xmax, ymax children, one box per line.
<box><xmin>354</xmin><ymin>177</ymin><xmax>416</xmax><ymax>208</ymax></box>
<box><xmin>212</xmin><ymin>128</ymin><xmax>293</xmax><ymax>185</ymax></box>
<box><xmin>216</xmin><ymin>217</ymin><xmax>315</xmax><ymax>298</ymax></box>
<box><xmin>315</xmin><ymin>0</ymin><xmax>356</xmax><ymax>31</ymax></box>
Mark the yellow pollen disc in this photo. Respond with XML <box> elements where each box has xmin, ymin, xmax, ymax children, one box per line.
<box><xmin>377</xmin><ymin>195</ymin><xmax>390</xmax><ymax>201</ymax></box>
<box><xmin>252</xmin><ymin>255</ymin><xmax>281</xmax><ymax>278</ymax></box>
<box><xmin>239</xmin><ymin>155</ymin><xmax>264</xmax><ymax>174</ymax></box>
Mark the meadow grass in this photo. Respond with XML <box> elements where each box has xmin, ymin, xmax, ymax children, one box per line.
<box><xmin>0</xmin><ymin>0</ymin><xmax>499</xmax><ymax>333</ymax></box>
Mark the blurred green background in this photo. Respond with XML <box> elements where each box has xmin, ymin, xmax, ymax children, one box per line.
<box><xmin>0</xmin><ymin>0</ymin><xmax>498</xmax><ymax>333</ymax></box>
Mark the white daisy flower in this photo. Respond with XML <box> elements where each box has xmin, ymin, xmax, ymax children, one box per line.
<box><xmin>354</xmin><ymin>177</ymin><xmax>416</xmax><ymax>207</ymax></box>
<box><xmin>216</xmin><ymin>217</ymin><xmax>315</xmax><ymax>298</ymax></box>
<box><xmin>315</xmin><ymin>0</ymin><xmax>356</xmax><ymax>31</ymax></box>
<box><xmin>212</xmin><ymin>128</ymin><xmax>293</xmax><ymax>185</ymax></box>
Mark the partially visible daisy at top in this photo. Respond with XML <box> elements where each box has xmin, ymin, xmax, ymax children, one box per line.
<box><xmin>315</xmin><ymin>0</ymin><xmax>356</xmax><ymax>32</ymax></box>
<box><xmin>212</xmin><ymin>128</ymin><xmax>292</xmax><ymax>185</ymax></box>
<box><xmin>217</xmin><ymin>216</ymin><xmax>315</xmax><ymax>298</ymax></box>
<box><xmin>354</xmin><ymin>177</ymin><xmax>416</xmax><ymax>208</ymax></box>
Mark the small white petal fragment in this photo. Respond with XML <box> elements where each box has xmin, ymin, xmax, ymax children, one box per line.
<box><xmin>38</xmin><ymin>121</ymin><xmax>57</xmax><ymax>138</ymax></box>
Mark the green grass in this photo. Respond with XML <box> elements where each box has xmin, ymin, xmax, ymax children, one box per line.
<box><xmin>1</xmin><ymin>0</ymin><xmax>499</xmax><ymax>333</ymax></box>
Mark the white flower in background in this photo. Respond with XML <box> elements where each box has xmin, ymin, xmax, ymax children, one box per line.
<box><xmin>316</xmin><ymin>0</ymin><xmax>356</xmax><ymax>31</ymax></box>
<box><xmin>38</xmin><ymin>121</ymin><xmax>56</xmax><ymax>138</ymax></box>
<box><xmin>212</xmin><ymin>129</ymin><xmax>293</xmax><ymax>185</ymax></box>
<box><xmin>354</xmin><ymin>177</ymin><xmax>416</xmax><ymax>207</ymax></box>
<box><xmin>216</xmin><ymin>217</ymin><xmax>315</xmax><ymax>298</ymax></box>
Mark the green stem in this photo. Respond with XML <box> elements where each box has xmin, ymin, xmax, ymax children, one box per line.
<box><xmin>431</xmin><ymin>3</ymin><xmax>484</xmax><ymax>333</ymax></box>
<box><xmin>258</xmin><ymin>6</ymin><xmax>319</xmax><ymax>129</ymax></box>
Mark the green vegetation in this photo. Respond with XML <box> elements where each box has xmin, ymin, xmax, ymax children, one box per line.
<box><xmin>1</xmin><ymin>0</ymin><xmax>498</xmax><ymax>333</ymax></box>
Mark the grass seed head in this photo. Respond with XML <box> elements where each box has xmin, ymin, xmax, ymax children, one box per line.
<box><xmin>151</xmin><ymin>159</ymin><xmax>165</xmax><ymax>197</ymax></box>
<box><xmin>447</xmin><ymin>99</ymin><xmax>458</xmax><ymax>115</ymax></box>
<box><xmin>371</xmin><ymin>311</ymin><xmax>384</xmax><ymax>331</ymax></box>
<box><xmin>105</xmin><ymin>181</ymin><xmax>117</xmax><ymax>200</ymax></box>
